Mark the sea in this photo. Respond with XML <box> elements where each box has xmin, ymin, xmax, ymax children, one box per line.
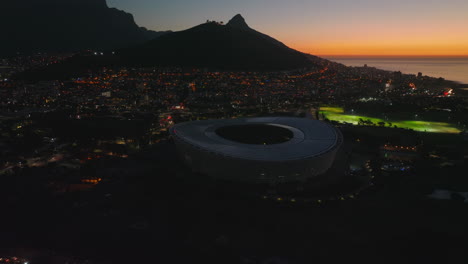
<box><xmin>324</xmin><ymin>57</ymin><xmax>468</xmax><ymax>85</ymax></box>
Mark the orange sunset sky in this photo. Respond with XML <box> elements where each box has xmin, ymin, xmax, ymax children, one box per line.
<box><xmin>108</xmin><ymin>0</ymin><xmax>468</xmax><ymax>57</ymax></box>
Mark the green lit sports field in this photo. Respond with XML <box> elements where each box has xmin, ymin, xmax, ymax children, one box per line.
<box><xmin>319</xmin><ymin>107</ymin><xmax>461</xmax><ymax>134</ymax></box>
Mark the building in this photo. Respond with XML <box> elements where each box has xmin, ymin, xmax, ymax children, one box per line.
<box><xmin>170</xmin><ymin>117</ymin><xmax>343</xmax><ymax>184</ymax></box>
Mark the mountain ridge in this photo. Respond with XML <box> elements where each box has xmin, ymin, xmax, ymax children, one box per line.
<box><xmin>116</xmin><ymin>14</ymin><xmax>316</xmax><ymax>70</ymax></box>
<box><xmin>226</xmin><ymin>14</ymin><xmax>250</xmax><ymax>29</ymax></box>
<box><xmin>0</xmin><ymin>0</ymin><xmax>170</xmax><ymax>55</ymax></box>
<box><xmin>16</xmin><ymin>14</ymin><xmax>329</xmax><ymax>80</ymax></box>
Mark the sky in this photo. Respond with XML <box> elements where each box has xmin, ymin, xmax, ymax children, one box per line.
<box><xmin>107</xmin><ymin>0</ymin><xmax>468</xmax><ymax>56</ymax></box>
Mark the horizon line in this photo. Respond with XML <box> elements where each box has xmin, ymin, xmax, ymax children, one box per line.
<box><xmin>317</xmin><ymin>54</ymin><xmax>468</xmax><ymax>58</ymax></box>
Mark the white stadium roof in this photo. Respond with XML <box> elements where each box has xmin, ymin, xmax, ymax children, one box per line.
<box><xmin>170</xmin><ymin>117</ymin><xmax>342</xmax><ymax>162</ymax></box>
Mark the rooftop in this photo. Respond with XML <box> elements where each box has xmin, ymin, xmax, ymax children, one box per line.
<box><xmin>170</xmin><ymin>117</ymin><xmax>342</xmax><ymax>161</ymax></box>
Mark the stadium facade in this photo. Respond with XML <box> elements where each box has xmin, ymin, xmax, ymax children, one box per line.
<box><xmin>170</xmin><ymin>117</ymin><xmax>343</xmax><ymax>184</ymax></box>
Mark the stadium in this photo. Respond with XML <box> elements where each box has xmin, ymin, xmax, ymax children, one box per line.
<box><xmin>170</xmin><ymin>117</ymin><xmax>344</xmax><ymax>184</ymax></box>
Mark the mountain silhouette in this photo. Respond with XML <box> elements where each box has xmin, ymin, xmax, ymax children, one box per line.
<box><xmin>115</xmin><ymin>14</ymin><xmax>314</xmax><ymax>70</ymax></box>
<box><xmin>16</xmin><ymin>14</ymin><xmax>327</xmax><ymax>80</ymax></box>
<box><xmin>0</xmin><ymin>0</ymin><xmax>169</xmax><ymax>55</ymax></box>
<box><xmin>226</xmin><ymin>14</ymin><xmax>250</xmax><ymax>29</ymax></box>
<box><xmin>226</xmin><ymin>14</ymin><xmax>287</xmax><ymax>49</ymax></box>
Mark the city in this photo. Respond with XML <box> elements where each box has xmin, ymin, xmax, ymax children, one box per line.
<box><xmin>1</xmin><ymin>51</ymin><xmax>467</xmax><ymax>263</ymax></box>
<box><xmin>1</xmin><ymin>1</ymin><xmax>468</xmax><ymax>263</ymax></box>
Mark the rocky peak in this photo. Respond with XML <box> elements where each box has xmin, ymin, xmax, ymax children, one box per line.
<box><xmin>226</xmin><ymin>14</ymin><xmax>250</xmax><ymax>29</ymax></box>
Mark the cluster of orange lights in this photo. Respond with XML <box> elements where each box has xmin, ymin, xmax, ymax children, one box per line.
<box><xmin>0</xmin><ymin>256</ymin><xmax>28</xmax><ymax>263</ymax></box>
<box><xmin>82</xmin><ymin>152</ymin><xmax>129</xmax><ymax>163</ymax></box>
<box><xmin>81</xmin><ymin>178</ymin><xmax>102</xmax><ymax>184</ymax></box>
<box><xmin>290</xmin><ymin>66</ymin><xmax>329</xmax><ymax>78</ymax></box>
<box><xmin>106</xmin><ymin>152</ymin><xmax>129</xmax><ymax>158</ymax></box>
<box><xmin>383</xmin><ymin>144</ymin><xmax>417</xmax><ymax>151</ymax></box>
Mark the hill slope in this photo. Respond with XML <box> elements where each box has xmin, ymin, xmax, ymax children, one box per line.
<box><xmin>0</xmin><ymin>0</ymin><xmax>169</xmax><ymax>55</ymax></box>
<box><xmin>117</xmin><ymin>14</ymin><xmax>312</xmax><ymax>70</ymax></box>
<box><xmin>16</xmin><ymin>14</ymin><xmax>327</xmax><ymax>80</ymax></box>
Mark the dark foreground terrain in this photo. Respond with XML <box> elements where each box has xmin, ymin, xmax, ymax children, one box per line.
<box><xmin>1</xmin><ymin>126</ymin><xmax>468</xmax><ymax>264</ymax></box>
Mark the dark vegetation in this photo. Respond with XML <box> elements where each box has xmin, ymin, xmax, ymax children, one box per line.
<box><xmin>0</xmin><ymin>0</ymin><xmax>169</xmax><ymax>56</ymax></box>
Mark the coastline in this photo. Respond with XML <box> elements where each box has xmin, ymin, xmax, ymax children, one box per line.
<box><xmin>325</xmin><ymin>56</ymin><xmax>468</xmax><ymax>85</ymax></box>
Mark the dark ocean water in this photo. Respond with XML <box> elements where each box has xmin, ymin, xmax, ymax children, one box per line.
<box><xmin>325</xmin><ymin>57</ymin><xmax>468</xmax><ymax>84</ymax></box>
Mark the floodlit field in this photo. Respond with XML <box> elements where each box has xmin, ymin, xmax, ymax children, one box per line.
<box><xmin>320</xmin><ymin>107</ymin><xmax>461</xmax><ymax>134</ymax></box>
<box><xmin>319</xmin><ymin>107</ymin><xmax>345</xmax><ymax>114</ymax></box>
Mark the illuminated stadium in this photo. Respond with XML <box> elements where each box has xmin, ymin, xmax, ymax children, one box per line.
<box><xmin>170</xmin><ymin>117</ymin><xmax>343</xmax><ymax>184</ymax></box>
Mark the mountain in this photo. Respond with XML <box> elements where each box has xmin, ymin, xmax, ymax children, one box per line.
<box><xmin>0</xmin><ymin>0</ymin><xmax>169</xmax><ymax>55</ymax></box>
<box><xmin>16</xmin><ymin>14</ymin><xmax>327</xmax><ymax>80</ymax></box>
<box><xmin>116</xmin><ymin>14</ymin><xmax>314</xmax><ymax>70</ymax></box>
<box><xmin>226</xmin><ymin>14</ymin><xmax>288</xmax><ymax>49</ymax></box>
